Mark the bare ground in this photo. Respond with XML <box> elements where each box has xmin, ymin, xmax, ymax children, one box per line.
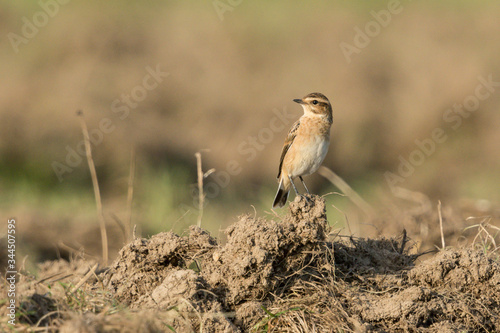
<box><xmin>2</xmin><ymin>195</ymin><xmax>499</xmax><ymax>332</ymax></box>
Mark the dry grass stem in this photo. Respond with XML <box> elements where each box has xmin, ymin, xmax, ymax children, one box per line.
<box><xmin>125</xmin><ymin>147</ymin><xmax>136</xmax><ymax>242</ymax></box>
<box><xmin>109</xmin><ymin>214</ymin><xmax>127</xmax><ymax>242</ymax></box>
<box><xmin>195</xmin><ymin>152</ymin><xmax>204</xmax><ymax>228</ymax></box>
<box><xmin>77</xmin><ymin>110</ymin><xmax>108</xmax><ymax>266</ymax></box>
<box><xmin>438</xmin><ymin>200</ymin><xmax>445</xmax><ymax>249</ymax></box>
<box><xmin>390</xmin><ymin>186</ymin><xmax>432</xmax><ymax>215</ymax></box>
<box><xmin>194</xmin><ymin>150</ymin><xmax>214</xmax><ymax>228</ymax></box>
<box><xmin>318</xmin><ymin>166</ymin><xmax>374</xmax><ymax>218</ymax></box>
<box><xmin>71</xmin><ymin>263</ymin><xmax>99</xmax><ymax>293</ymax></box>
<box><xmin>331</xmin><ymin>203</ymin><xmax>352</xmax><ymax>235</ymax></box>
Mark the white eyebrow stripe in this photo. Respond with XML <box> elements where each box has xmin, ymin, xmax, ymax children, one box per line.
<box><xmin>304</xmin><ymin>97</ymin><xmax>329</xmax><ymax>104</ymax></box>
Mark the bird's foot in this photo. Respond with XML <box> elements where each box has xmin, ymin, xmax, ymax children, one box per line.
<box><xmin>298</xmin><ymin>193</ymin><xmax>312</xmax><ymax>203</ymax></box>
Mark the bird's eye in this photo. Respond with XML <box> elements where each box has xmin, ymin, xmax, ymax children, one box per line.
<box><xmin>312</xmin><ymin>100</ymin><xmax>318</xmax><ymax>105</ymax></box>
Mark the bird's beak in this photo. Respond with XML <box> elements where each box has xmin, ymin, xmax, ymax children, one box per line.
<box><xmin>293</xmin><ymin>98</ymin><xmax>305</xmax><ymax>104</ymax></box>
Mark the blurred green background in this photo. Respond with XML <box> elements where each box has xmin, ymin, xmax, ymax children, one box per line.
<box><xmin>1</xmin><ymin>0</ymin><xmax>499</xmax><ymax>262</ymax></box>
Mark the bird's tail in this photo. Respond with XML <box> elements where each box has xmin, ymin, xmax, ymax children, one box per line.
<box><xmin>272</xmin><ymin>176</ymin><xmax>290</xmax><ymax>208</ymax></box>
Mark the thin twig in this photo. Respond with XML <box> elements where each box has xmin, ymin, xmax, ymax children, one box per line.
<box><xmin>35</xmin><ymin>272</ymin><xmax>68</xmax><ymax>285</ymax></box>
<box><xmin>77</xmin><ymin>110</ymin><xmax>108</xmax><ymax>266</ymax></box>
<box><xmin>35</xmin><ymin>311</ymin><xmax>62</xmax><ymax>328</ymax></box>
<box><xmin>180</xmin><ymin>298</ymin><xmax>203</xmax><ymax>333</ymax></box>
<box><xmin>70</xmin><ymin>263</ymin><xmax>99</xmax><ymax>293</ymax></box>
<box><xmin>438</xmin><ymin>200</ymin><xmax>445</xmax><ymax>249</ymax></box>
<box><xmin>195</xmin><ymin>152</ymin><xmax>204</xmax><ymax>228</ymax></box>
<box><xmin>125</xmin><ymin>147</ymin><xmax>136</xmax><ymax>242</ymax></box>
<box><xmin>171</xmin><ymin>209</ymin><xmax>193</xmax><ymax>232</ymax></box>
<box><xmin>57</xmin><ymin>242</ymin><xmax>88</xmax><ymax>260</ymax></box>
<box><xmin>390</xmin><ymin>186</ymin><xmax>432</xmax><ymax>215</ymax></box>
<box><xmin>399</xmin><ymin>229</ymin><xmax>408</xmax><ymax>254</ymax></box>
<box><xmin>331</xmin><ymin>204</ymin><xmax>352</xmax><ymax>235</ymax></box>
<box><xmin>318</xmin><ymin>166</ymin><xmax>375</xmax><ymax>218</ymax></box>
<box><xmin>133</xmin><ymin>224</ymin><xmax>138</xmax><ymax>239</ymax></box>
<box><xmin>195</xmin><ymin>150</ymin><xmax>212</xmax><ymax>228</ymax></box>
<box><xmin>110</xmin><ymin>213</ymin><xmax>127</xmax><ymax>242</ymax></box>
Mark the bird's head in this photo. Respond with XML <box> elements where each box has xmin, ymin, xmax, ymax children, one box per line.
<box><xmin>293</xmin><ymin>92</ymin><xmax>332</xmax><ymax>121</ymax></box>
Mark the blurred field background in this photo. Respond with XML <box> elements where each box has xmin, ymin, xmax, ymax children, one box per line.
<box><xmin>1</xmin><ymin>0</ymin><xmax>499</xmax><ymax>266</ymax></box>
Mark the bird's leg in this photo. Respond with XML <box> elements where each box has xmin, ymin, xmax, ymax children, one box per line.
<box><xmin>289</xmin><ymin>176</ymin><xmax>300</xmax><ymax>195</ymax></box>
<box><xmin>298</xmin><ymin>176</ymin><xmax>312</xmax><ymax>203</ymax></box>
<box><xmin>299</xmin><ymin>176</ymin><xmax>310</xmax><ymax>194</ymax></box>
<box><xmin>290</xmin><ymin>176</ymin><xmax>310</xmax><ymax>202</ymax></box>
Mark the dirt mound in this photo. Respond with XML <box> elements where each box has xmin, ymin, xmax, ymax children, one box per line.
<box><xmin>99</xmin><ymin>195</ymin><xmax>499</xmax><ymax>332</ymax></box>
<box><xmin>102</xmin><ymin>195</ymin><xmax>333</xmax><ymax>331</ymax></box>
<box><xmin>5</xmin><ymin>195</ymin><xmax>499</xmax><ymax>332</ymax></box>
<box><xmin>204</xmin><ymin>196</ymin><xmax>329</xmax><ymax>306</ymax></box>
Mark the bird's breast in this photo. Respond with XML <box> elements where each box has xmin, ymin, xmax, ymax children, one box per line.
<box><xmin>284</xmin><ymin>116</ymin><xmax>331</xmax><ymax>177</ymax></box>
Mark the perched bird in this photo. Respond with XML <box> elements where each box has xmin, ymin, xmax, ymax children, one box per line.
<box><xmin>273</xmin><ymin>92</ymin><xmax>333</xmax><ymax>208</ymax></box>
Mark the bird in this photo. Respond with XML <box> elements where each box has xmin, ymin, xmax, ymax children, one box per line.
<box><xmin>272</xmin><ymin>92</ymin><xmax>333</xmax><ymax>208</ymax></box>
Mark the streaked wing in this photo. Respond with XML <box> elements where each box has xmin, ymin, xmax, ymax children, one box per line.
<box><xmin>277</xmin><ymin>119</ymin><xmax>300</xmax><ymax>179</ymax></box>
